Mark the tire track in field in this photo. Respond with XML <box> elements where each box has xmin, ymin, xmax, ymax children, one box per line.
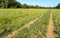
<box><xmin>3</xmin><ymin>15</ymin><xmax>43</xmax><ymax>38</ymax></box>
<box><xmin>46</xmin><ymin>10</ymin><xmax>55</xmax><ymax>38</ymax></box>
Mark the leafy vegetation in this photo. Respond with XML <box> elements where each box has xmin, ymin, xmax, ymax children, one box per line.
<box><xmin>56</xmin><ymin>4</ymin><xmax>60</xmax><ymax>9</ymax></box>
<box><xmin>52</xmin><ymin>9</ymin><xmax>60</xmax><ymax>38</ymax></box>
<box><xmin>0</xmin><ymin>9</ymin><xmax>60</xmax><ymax>38</ymax></box>
<box><xmin>12</xmin><ymin>10</ymin><xmax>50</xmax><ymax>38</ymax></box>
<box><xmin>0</xmin><ymin>9</ymin><xmax>49</xmax><ymax>38</ymax></box>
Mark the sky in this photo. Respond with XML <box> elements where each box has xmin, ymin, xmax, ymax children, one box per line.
<box><xmin>16</xmin><ymin>0</ymin><xmax>60</xmax><ymax>7</ymax></box>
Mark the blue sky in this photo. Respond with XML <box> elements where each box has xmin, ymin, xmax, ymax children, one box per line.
<box><xmin>16</xmin><ymin>0</ymin><xmax>60</xmax><ymax>7</ymax></box>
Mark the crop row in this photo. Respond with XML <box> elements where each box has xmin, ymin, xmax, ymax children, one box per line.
<box><xmin>52</xmin><ymin>9</ymin><xmax>60</xmax><ymax>38</ymax></box>
<box><xmin>0</xmin><ymin>9</ymin><xmax>49</xmax><ymax>38</ymax></box>
<box><xmin>12</xmin><ymin>11</ymin><xmax>50</xmax><ymax>38</ymax></box>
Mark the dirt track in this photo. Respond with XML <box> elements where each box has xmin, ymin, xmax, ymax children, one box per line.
<box><xmin>46</xmin><ymin>10</ymin><xmax>55</xmax><ymax>38</ymax></box>
<box><xmin>3</xmin><ymin>15</ymin><xmax>43</xmax><ymax>38</ymax></box>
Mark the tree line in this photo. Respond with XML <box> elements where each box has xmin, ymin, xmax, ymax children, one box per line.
<box><xmin>0</xmin><ymin>0</ymin><xmax>60</xmax><ymax>9</ymax></box>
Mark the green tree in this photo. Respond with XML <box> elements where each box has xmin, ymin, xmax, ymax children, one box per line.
<box><xmin>0</xmin><ymin>0</ymin><xmax>22</xmax><ymax>8</ymax></box>
<box><xmin>15</xmin><ymin>2</ymin><xmax>22</xmax><ymax>8</ymax></box>
<box><xmin>22</xmin><ymin>4</ymin><xmax>29</xmax><ymax>8</ymax></box>
<box><xmin>8</xmin><ymin>0</ymin><xmax>16</xmax><ymax>8</ymax></box>
<box><xmin>56</xmin><ymin>3</ymin><xmax>60</xmax><ymax>8</ymax></box>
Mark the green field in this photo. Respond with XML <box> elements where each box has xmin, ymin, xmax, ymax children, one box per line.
<box><xmin>0</xmin><ymin>9</ymin><xmax>60</xmax><ymax>38</ymax></box>
<box><xmin>52</xmin><ymin>9</ymin><xmax>60</xmax><ymax>38</ymax></box>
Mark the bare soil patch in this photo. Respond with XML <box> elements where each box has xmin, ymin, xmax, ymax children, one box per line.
<box><xmin>46</xmin><ymin>10</ymin><xmax>55</xmax><ymax>38</ymax></box>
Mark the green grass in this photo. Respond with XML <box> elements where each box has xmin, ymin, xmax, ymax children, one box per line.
<box><xmin>52</xmin><ymin>9</ymin><xmax>60</xmax><ymax>38</ymax></box>
<box><xmin>1</xmin><ymin>9</ymin><xmax>60</xmax><ymax>38</ymax></box>
<box><xmin>12</xmin><ymin>11</ymin><xmax>50</xmax><ymax>38</ymax></box>
<box><xmin>0</xmin><ymin>9</ymin><xmax>49</xmax><ymax>37</ymax></box>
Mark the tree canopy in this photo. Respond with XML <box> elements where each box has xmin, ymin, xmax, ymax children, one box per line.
<box><xmin>0</xmin><ymin>0</ymin><xmax>21</xmax><ymax>8</ymax></box>
<box><xmin>56</xmin><ymin>3</ymin><xmax>60</xmax><ymax>8</ymax></box>
<box><xmin>0</xmin><ymin>0</ymin><xmax>60</xmax><ymax>9</ymax></box>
